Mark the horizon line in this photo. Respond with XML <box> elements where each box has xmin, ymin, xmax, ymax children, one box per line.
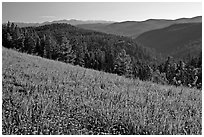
<box><xmin>2</xmin><ymin>15</ymin><xmax>202</xmax><ymax>24</ymax></box>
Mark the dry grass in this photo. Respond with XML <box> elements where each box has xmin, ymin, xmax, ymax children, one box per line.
<box><xmin>2</xmin><ymin>47</ymin><xmax>202</xmax><ymax>135</ymax></box>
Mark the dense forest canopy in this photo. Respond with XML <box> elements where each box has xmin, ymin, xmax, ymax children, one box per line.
<box><xmin>136</xmin><ymin>23</ymin><xmax>202</xmax><ymax>59</ymax></box>
<box><xmin>2</xmin><ymin>22</ymin><xmax>202</xmax><ymax>89</ymax></box>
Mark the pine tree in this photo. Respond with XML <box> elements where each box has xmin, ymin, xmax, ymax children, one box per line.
<box><xmin>164</xmin><ymin>56</ymin><xmax>171</xmax><ymax>73</ymax></box>
<box><xmin>59</xmin><ymin>36</ymin><xmax>76</xmax><ymax>64</ymax></box>
<box><xmin>6</xmin><ymin>21</ymin><xmax>10</xmax><ymax>33</ymax></box>
<box><xmin>44</xmin><ymin>35</ymin><xmax>52</xmax><ymax>59</ymax></box>
<box><xmin>39</xmin><ymin>35</ymin><xmax>46</xmax><ymax>57</ymax></box>
<box><xmin>24</xmin><ymin>33</ymin><xmax>36</xmax><ymax>54</ymax></box>
<box><xmin>34</xmin><ymin>36</ymin><xmax>41</xmax><ymax>55</ymax></box>
<box><xmin>10</xmin><ymin>23</ymin><xmax>15</xmax><ymax>33</ymax></box>
<box><xmin>75</xmin><ymin>42</ymin><xmax>87</xmax><ymax>67</ymax></box>
<box><xmin>12</xmin><ymin>25</ymin><xmax>21</xmax><ymax>50</ymax></box>
<box><xmin>97</xmin><ymin>49</ymin><xmax>105</xmax><ymax>70</ymax></box>
<box><xmin>114</xmin><ymin>49</ymin><xmax>132</xmax><ymax>77</ymax></box>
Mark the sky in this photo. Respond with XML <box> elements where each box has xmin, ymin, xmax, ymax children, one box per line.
<box><xmin>2</xmin><ymin>2</ymin><xmax>202</xmax><ymax>23</ymax></box>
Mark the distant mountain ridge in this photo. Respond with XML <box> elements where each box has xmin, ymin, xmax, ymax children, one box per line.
<box><xmin>5</xmin><ymin>16</ymin><xmax>201</xmax><ymax>39</ymax></box>
<box><xmin>4</xmin><ymin>16</ymin><xmax>202</xmax><ymax>60</ymax></box>
<box><xmin>41</xmin><ymin>19</ymin><xmax>115</xmax><ymax>26</ymax></box>
<box><xmin>5</xmin><ymin>19</ymin><xmax>115</xmax><ymax>28</ymax></box>
<box><xmin>77</xmin><ymin>16</ymin><xmax>202</xmax><ymax>38</ymax></box>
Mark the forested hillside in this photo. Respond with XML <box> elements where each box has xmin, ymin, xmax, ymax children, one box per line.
<box><xmin>136</xmin><ymin>23</ymin><xmax>202</xmax><ymax>59</ymax></box>
<box><xmin>2</xmin><ymin>22</ymin><xmax>157</xmax><ymax>78</ymax></box>
<box><xmin>2</xmin><ymin>22</ymin><xmax>202</xmax><ymax>89</ymax></box>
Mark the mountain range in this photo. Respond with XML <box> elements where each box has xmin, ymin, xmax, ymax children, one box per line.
<box><xmin>136</xmin><ymin>23</ymin><xmax>202</xmax><ymax>58</ymax></box>
<box><xmin>77</xmin><ymin>16</ymin><xmax>202</xmax><ymax>38</ymax></box>
<box><xmin>9</xmin><ymin>19</ymin><xmax>115</xmax><ymax>28</ymax></box>
<box><xmin>8</xmin><ymin>16</ymin><xmax>201</xmax><ymax>39</ymax></box>
<box><xmin>5</xmin><ymin>16</ymin><xmax>202</xmax><ymax>59</ymax></box>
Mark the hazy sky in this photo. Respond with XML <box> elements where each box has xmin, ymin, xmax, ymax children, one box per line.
<box><xmin>2</xmin><ymin>2</ymin><xmax>202</xmax><ymax>23</ymax></box>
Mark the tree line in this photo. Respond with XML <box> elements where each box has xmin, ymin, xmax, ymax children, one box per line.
<box><xmin>2</xmin><ymin>22</ymin><xmax>202</xmax><ymax>89</ymax></box>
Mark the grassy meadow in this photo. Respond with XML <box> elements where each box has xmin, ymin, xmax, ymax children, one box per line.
<box><xmin>2</xmin><ymin>47</ymin><xmax>202</xmax><ymax>135</ymax></box>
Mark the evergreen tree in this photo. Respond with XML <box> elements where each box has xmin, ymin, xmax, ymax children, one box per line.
<box><xmin>97</xmin><ymin>49</ymin><xmax>105</xmax><ymax>71</ymax></box>
<box><xmin>114</xmin><ymin>49</ymin><xmax>132</xmax><ymax>77</ymax></box>
<box><xmin>34</xmin><ymin>36</ymin><xmax>41</xmax><ymax>55</ymax></box>
<box><xmin>6</xmin><ymin>21</ymin><xmax>10</xmax><ymax>33</ymax></box>
<box><xmin>24</xmin><ymin>33</ymin><xmax>36</xmax><ymax>54</ymax></box>
<box><xmin>104</xmin><ymin>46</ymin><xmax>115</xmax><ymax>72</ymax></box>
<box><xmin>10</xmin><ymin>23</ymin><xmax>15</xmax><ymax>33</ymax></box>
<box><xmin>44</xmin><ymin>35</ymin><xmax>52</xmax><ymax>59</ymax></box>
<box><xmin>74</xmin><ymin>42</ymin><xmax>88</xmax><ymax>67</ymax></box>
<box><xmin>12</xmin><ymin>25</ymin><xmax>21</xmax><ymax>50</ymax></box>
<box><xmin>39</xmin><ymin>35</ymin><xmax>46</xmax><ymax>57</ymax></box>
<box><xmin>59</xmin><ymin>36</ymin><xmax>75</xmax><ymax>64</ymax></box>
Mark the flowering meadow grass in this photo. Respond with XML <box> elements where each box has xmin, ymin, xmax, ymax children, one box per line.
<box><xmin>2</xmin><ymin>48</ymin><xmax>202</xmax><ymax>135</ymax></box>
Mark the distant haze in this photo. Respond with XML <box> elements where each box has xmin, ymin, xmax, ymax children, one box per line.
<box><xmin>2</xmin><ymin>2</ymin><xmax>202</xmax><ymax>23</ymax></box>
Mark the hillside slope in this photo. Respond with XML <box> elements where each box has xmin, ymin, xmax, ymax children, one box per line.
<box><xmin>3</xmin><ymin>22</ymin><xmax>155</xmax><ymax>78</ymax></box>
<box><xmin>34</xmin><ymin>23</ymin><xmax>153</xmax><ymax>60</ymax></box>
<box><xmin>77</xmin><ymin>16</ymin><xmax>202</xmax><ymax>38</ymax></box>
<box><xmin>136</xmin><ymin>23</ymin><xmax>202</xmax><ymax>58</ymax></box>
<box><xmin>2</xmin><ymin>48</ymin><xmax>202</xmax><ymax>135</ymax></box>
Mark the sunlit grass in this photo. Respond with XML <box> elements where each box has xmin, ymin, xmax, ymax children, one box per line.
<box><xmin>2</xmin><ymin>48</ymin><xmax>202</xmax><ymax>135</ymax></box>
